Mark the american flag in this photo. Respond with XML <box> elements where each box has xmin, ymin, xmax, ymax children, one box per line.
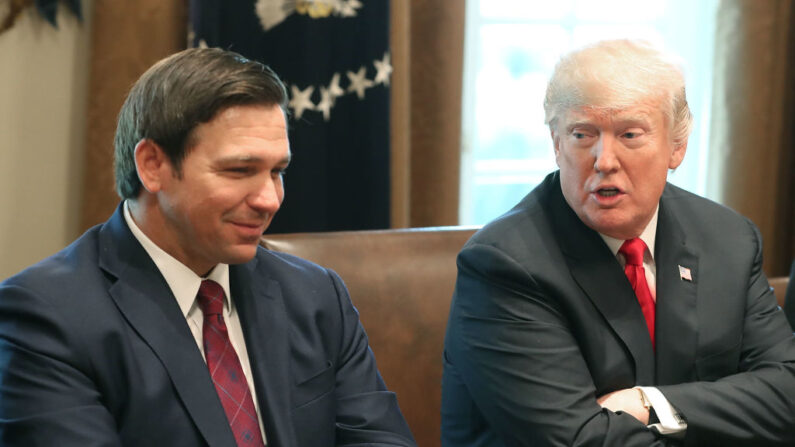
<box><xmin>678</xmin><ymin>265</ymin><xmax>693</xmax><ymax>282</ymax></box>
<box><xmin>189</xmin><ymin>0</ymin><xmax>391</xmax><ymax>233</ymax></box>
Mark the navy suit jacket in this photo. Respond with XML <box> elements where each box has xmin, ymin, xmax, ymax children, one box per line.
<box><xmin>0</xmin><ymin>205</ymin><xmax>415</xmax><ymax>446</ymax></box>
<box><xmin>442</xmin><ymin>172</ymin><xmax>795</xmax><ymax>446</ymax></box>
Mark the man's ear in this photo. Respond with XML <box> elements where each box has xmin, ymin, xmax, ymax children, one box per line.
<box><xmin>550</xmin><ymin>127</ymin><xmax>562</xmax><ymax>166</ymax></box>
<box><xmin>668</xmin><ymin>139</ymin><xmax>688</xmax><ymax>170</ymax></box>
<box><xmin>134</xmin><ymin>139</ymin><xmax>171</xmax><ymax>193</ymax></box>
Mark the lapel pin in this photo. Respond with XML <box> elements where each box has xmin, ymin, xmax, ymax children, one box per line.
<box><xmin>678</xmin><ymin>265</ymin><xmax>693</xmax><ymax>282</ymax></box>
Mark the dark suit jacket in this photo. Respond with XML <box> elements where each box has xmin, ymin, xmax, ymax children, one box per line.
<box><xmin>0</xmin><ymin>205</ymin><xmax>416</xmax><ymax>446</ymax></box>
<box><xmin>442</xmin><ymin>172</ymin><xmax>795</xmax><ymax>446</ymax></box>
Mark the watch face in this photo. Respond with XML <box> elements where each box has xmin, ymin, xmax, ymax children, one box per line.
<box><xmin>638</xmin><ymin>388</ymin><xmax>652</xmax><ymax>409</ymax></box>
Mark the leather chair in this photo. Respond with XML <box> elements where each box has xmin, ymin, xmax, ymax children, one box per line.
<box><xmin>261</xmin><ymin>229</ymin><xmax>794</xmax><ymax>443</ymax></box>
<box><xmin>770</xmin><ymin>276</ymin><xmax>790</xmax><ymax>308</ymax></box>
<box><xmin>261</xmin><ymin>226</ymin><xmax>478</xmax><ymax>447</ymax></box>
<box><xmin>778</xmin><ymin>260</ymin><xmax>795</xmax><ymax>330</ymax></box>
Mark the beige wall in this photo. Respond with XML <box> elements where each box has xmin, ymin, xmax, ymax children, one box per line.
<box><xmin>0</xmin><ymin>3</ymin><xmax>93</xmax><ymax>279</ymax></box>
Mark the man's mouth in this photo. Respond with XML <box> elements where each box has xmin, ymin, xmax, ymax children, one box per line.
<box><xmin>230</xmin><ymin>220</ymin><xmax>268</xmax><ymax>236</ymax></box>
<box><xmin>234</xmin><ymin>222</ymin><xmax>264</xmax><ymax>228</ymax></box>
<box><xmin>596</xmin><ymin>187</ymin><xmax>621</xmax><ymax>197</ymax></box>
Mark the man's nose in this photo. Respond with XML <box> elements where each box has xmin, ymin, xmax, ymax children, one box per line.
<box><xmin>248</xmin><ymin>177</ymin><xmax>283</xmax><ymax>213</ymax></box>
<box><xmin>593</xmin><ymin>135</ymin><xmax>620</xmax><ymax>173</ymax></box>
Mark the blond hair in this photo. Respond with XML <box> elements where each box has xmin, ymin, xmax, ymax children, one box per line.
<box><xmin>544</xmin><ymin>39</ymin><xmax>692</xmax><ymax>146</ymax></box>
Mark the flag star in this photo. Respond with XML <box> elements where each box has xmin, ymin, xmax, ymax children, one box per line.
<box><xmin>288</xmin><ymin>84</ymin><xmax>315</xmax><ymax>119</ymax></box>
<box><xmin>317</xmin><ymin>86</ymin><xmax>334</xmax><ymax>121</ymax></box>
<box><xmin>328</xmin><ymin>73</ymin><xmax>344</xmax><ymax>100</ymax></box>
<box><xmin>373</xmin><ymin>52</ymin><xmax>392</xmax><ymax>86</ymax></box>
<box><xmin>346</xmin><ymin>66</ymin><xmax>374</xmax><ymax>99</ymax></box>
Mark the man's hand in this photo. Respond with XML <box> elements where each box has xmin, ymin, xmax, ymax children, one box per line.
<box><xmin>597</xmin><ymin>388</ymin><xmax>650</xmax><ymax>425</ymax></box>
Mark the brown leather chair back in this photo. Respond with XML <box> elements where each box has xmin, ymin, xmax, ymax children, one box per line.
<box><xmin>260</xmin><ymin>227</ymin><xmax>477</xmax><ymax>447</ymax></box>
<box><xmin>770</xmin><ymin>276</ymin><xmax>790</xmax><ymax>308</ymax></box>
<box><xmin>775</xmin><ymin>260</ymin><xmax>795</xmax><ymax>330</ymax></box>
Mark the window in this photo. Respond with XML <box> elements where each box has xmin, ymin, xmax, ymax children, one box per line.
<box><xmin>460</xmin><ymin>0</ymin><xmax>719</xmax><ymax>225</ymax></box>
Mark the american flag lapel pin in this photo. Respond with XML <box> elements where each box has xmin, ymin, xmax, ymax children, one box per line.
<box><xmin>678</xmin><ymin>265</ymin><xmax>693</xmax><ymax>282</ymax></box>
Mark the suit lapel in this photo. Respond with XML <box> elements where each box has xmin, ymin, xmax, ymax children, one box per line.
<box><xmin>654</xmin><ymin>189</ymin><xmax>699</xmax><ymax>385</ymax></box>
<box><xmin>232</xmin><ymin>260</ymin><xmax>296</xmax><ymax>447</ymax></box>
<box><xmin>545</xmin><ymin>175</ymin><xmax>656</xmax><ymax>384</ymax></box>
<box><xmin>98</xmin><ymin>206</ymin><xmax>237</xmax><ymax>447</ymax></box>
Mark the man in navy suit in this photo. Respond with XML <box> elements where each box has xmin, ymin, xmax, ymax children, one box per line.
<box><xmin>0</xmin><ymin>48</ymin><xmax>415</xmax><ymax>446</ymax></box>
<box><xmin>442</xmin><ymin>40</ymin><xmax>795</xmax><ymax>446</ymax></box>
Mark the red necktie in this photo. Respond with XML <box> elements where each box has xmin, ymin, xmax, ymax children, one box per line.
<box><xmin>619</xmin><ymin>238</ymin><xmax>656</xmax><ymax>349</ymax></box>
<box><xmin>197</xmin><ymin>280</ymin><xmax>265</xmax><ymax>447</ymax></box>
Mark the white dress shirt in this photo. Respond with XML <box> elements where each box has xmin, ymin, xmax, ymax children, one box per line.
<box><xmin>598</xmin><ymin>206</ymin><xmax>687</xmax><ymax>436</ymax></box>
<box><xmin>123</xmin><ymin>201</ymin><xmax>267</xmax><ymax>442</ymax></box>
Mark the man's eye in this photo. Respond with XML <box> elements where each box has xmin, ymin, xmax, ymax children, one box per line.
<box><xmin>273</xmin><ymin>168</ymin><xmax>287</xmax><ymax>177</ymax></box>
<box><xmin>573</xmin><ymin>132</ymin><xmax>586</xmax><ymax>139</ymax></box>
<box><xmin>623</xmin><ymin>131</ymin><xmax>644</xmax><ymax>139</ymax></box>
<box><xmin>226</xmin><ymin>167</ymin><xmax>253</xmax><ymax>175</ymax></box>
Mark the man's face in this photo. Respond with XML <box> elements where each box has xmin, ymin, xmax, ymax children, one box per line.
<box><xmin>153</xmin><ymin>104</ymin><xmax>290</xmax><ymax>275</ymax></box>
<box><xmin>551</xmin><ymin>102</ymin><xmax>686</xmax><ymax>240</ymax></box>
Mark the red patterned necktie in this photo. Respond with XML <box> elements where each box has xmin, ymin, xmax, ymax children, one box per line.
<box><xmin>619</xmin><ymin>238</ymin><xmax>656</xmax><ymax>349</ymax></box>
<box><xmin>197</xmin><ymin>280</ymin><xmax>265</xmax><ymax>446</ymax></box>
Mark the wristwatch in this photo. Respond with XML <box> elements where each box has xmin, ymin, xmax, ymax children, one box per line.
<box><xmin>638</xmin><ymin>388</ymin><xmax>652</xmax><ymax>409</ymax></box>
<box><xmin>638</xmin><ymin>388</ymin><xmax>659</xmax><ymax>424</ymax></box>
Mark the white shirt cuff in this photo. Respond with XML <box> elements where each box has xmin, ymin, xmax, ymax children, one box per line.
<box><xmin>637</xmin><ymin>386</ymin><xmax>687</xmax><ymax>436</ymax></box>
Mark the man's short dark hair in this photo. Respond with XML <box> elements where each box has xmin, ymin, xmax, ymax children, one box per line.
<box><xmin>114</xmin><ymin>47</ymin><xmax>289</xmax><ymax>199</ymax></box>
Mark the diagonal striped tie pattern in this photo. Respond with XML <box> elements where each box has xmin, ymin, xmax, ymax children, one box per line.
<box><xmin>197</xmin><ymin>280</ymin><xmax>265</xmax><ymax>446</ymax></box>
<box><xmin>619</xmin><ymin>238</ymin><xmax>656</xmax><ymax>350</ymax></box>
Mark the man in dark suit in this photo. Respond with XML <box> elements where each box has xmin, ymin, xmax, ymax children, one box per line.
<box><xmin>442</xmin><ymin>39</ymin><xmax>795</xmax><ymax>446</ymax></box>
<box><xmin>0</xmin><ymin>48</ymin><xmax>415</xmax><ymax>446</ymax></box>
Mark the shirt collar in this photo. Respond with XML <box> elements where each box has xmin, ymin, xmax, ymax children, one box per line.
<box><xmin>598</xmin><ymin>205</ymin><xmax>659</xmax><ymax>260</ymax></box>
<box><xmin>123</xmin><ymin>200</ymin><xmax>232</xmax><ymax>317</ymax></box>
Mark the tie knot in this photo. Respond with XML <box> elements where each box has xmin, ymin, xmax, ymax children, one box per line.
<box><xmin>619</xmin><ymin>238</ymin><xmax>647</xmax><ymax>266</ymax></box>
<box><xmin>197</xmin><ymin>280</ymin><xmax>225</xmax><ymax>316</ymax></box>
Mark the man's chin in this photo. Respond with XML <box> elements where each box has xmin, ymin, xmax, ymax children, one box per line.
<box><xmin>223</xmin><ymin>245</ymin><xmax>260</xmax><ymax>265</ymax></box>
<box><xmin>585</xmin><ymin>215</ymin><xmax>646</xmax><ymax>240</ymax></box>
